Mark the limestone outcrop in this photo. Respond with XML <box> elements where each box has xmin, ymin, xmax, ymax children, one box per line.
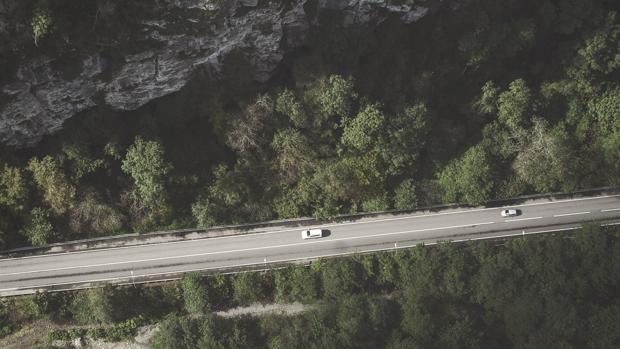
<box><xmin>0</xmin><ymin>0</ymin><xmax>444</xmax><ymax>147</ymax></box>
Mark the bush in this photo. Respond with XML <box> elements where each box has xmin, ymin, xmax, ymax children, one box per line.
<box><xmin>181</xmin><ymin>273</ymin><xmax>210</xmax><ymax>314</ymax></box>
<box><xmin>149</xmin><ymin>313</ymin><xmax>226</xmax><ymax>349</ymax></box>
<box><xmin>274</xmin><ymin>266</ymin><xmax>318</xmax><ymax>303</ymax></box>
<box><xmin>46</xmin><ymin>316</ymin><xmax>146</xmax><ymax>343</ymax></box>
<box><xmin>393</xmin><ymin>179</ymin><xmax>417</xmax><ymax>210</ymax></box>
<box><xmin>90</xmin><ymin>316</ymin><xmax>147</xmax><ymax>341</ymax></box>
<box><xmin>0</xmin><ymin>164</ymin><xmax>28</xmax><ymax>211</ymax></box>
<box><xmin>70</xmin><ymin>287</ymin><xmax>117</xmax><ymax>325</ymax></box>
<box><xmin>0</xmin><ymin>300</ymin><xmax>16</xmax><ymax>339</ymax></box>
<box><xmin>320</xmin><ymin>259</ymin><xmax>363</xmax><ymax>299</ymax></box>
<box><xmin>28</xmin><ymin>291</ymin><xmax>73</xmax><ymax>321</ymax></box>
<box><xmin>207</xmin><ymin>273</ymin><xmax>232</xmax><ymax>308</ymax></box>
<box><xmin>27</xmin><ymin>156</ymin><xmax>76</xmax><ymax>215</ymax></box>
<box><xmin>69</xmin><ymin>192</ymin><xmax>124</xmax><ymax>237</ymax></box>
<box><xmin>233</xmin><ymin>272</ymin><xmax>269</xmax><ymax>306</ymax></box>
<box><xmin>20</xmin><ymin>208</ymin><xmax>54</xmax><ymax>246</ymax></box>
<box><xmin>47</xmin><ymin>329</ymin><xmax>71</xmax><ymax>341</ymax></box>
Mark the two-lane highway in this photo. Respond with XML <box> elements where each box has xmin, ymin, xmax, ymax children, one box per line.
<box><xmin>1</xmin><ymin>194</ymin><xmax>620</xmax><ymax>296</ymax></box>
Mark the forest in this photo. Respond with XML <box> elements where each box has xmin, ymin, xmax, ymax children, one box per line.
<box><xmin>1</xmin><ymin>225</ymin><xmax>618</xmax><ymax>348</ymax></box>
<box><xmin>0</xmin><ymin>0</ymin><xmax>618</xmax><ymax>250</ymax></box>
<box><xmin>1</xmin><ymin>0</ymin><xmax>620</xmax><ymax>346</ymax></box>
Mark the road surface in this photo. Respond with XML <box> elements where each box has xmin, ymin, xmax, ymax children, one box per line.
<box><xmin>1</xmin><ymin>194</ymin><xmax>619</xmax><ymax>296</ymax></box>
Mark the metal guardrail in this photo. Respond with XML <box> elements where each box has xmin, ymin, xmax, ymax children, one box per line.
<box><xmin>1</xmin><ymin>186</ymin><xmax>617</xmax><ymax>259</ymax></box>
<box><xmin>2</xmin><ymin>218</ymin><xmax>619</xmax><ymax>296</ymax></box>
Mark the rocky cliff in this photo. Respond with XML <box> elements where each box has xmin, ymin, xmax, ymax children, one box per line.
<box><xmin>0</xmin><ymin>0</ymin><xmax>445</xmax><ymax>147</ymax></box>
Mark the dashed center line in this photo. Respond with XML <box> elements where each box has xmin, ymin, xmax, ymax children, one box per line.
<box><xmin>0</xmin><ymin>224</ymin><xmax>590</xmax><ymax>294</ymax></box>
<box><xmin>553</xmin><ymin>211</ymin><xmax>590</xmax><ymax>217</ymax></box>
<box><xmin>601</xmin><ymin>208</ymin><xmax>620</xmax><ymax>212</ymax></box>
<box><xmin>0</xmin><ymin>221</ymin><xmax>496</xmax><ymax>277</ymax></box>
<box><xmin>505</xmin><ymin>216</ymin><xmax>543</xmax><ymax>222</ymax></box>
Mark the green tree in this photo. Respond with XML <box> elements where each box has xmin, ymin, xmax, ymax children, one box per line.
<box><xmin>233</xmin><ymin>272</ymin><xmax>267</xmax><ymax>305</ymax></box>
<box><xmin>303</xmin><ymin>305</ymin><xmax>340</xmax><ymax>349</ymax></box>
<box><xmin>28</xmin><ymin>291</ymin><xmax>73</xmax><ymax>321</ymax></box>
<box><xmin>320</xmin><ymin>259</ymin><xmax>363</xmax><ymax>299</ymax></box>
<box><xmin>192</xmin><ymin>160</ymin><xmax>269</xmax><ymax>227</ymax></box>
<box><xmin>197</xmin><ymin>313</ymin><xmax>225</xmax><ymax>349</ymax></box>
<box><xmin>575</xmin><ymin>12</ymin><xmax>620</xmax><ymax>76</ymax></box>
<box><xmin>104</xmin><ymin>141</ymin><xmax>124</xmax><ymax>161</ymax></box>
<box><xmin>316</xmin><ymin>75</ymin><xmax>357</xmax><ymax>119</ymax></box>
<box><xmin>271</xmin><ymin>128</ymin><xmax>315</xmax><ymax>182</ymax></box>
<box><xmin>382</xmin><ymin>103</ymin><xmax>429</xmax><ymax>175</ymax></box>
<box><xmin>589</xmin><ymin>87</ymin><xmax>620</xmax><ymax>134</ymax></box>
<box><xmin>207</xmin><ymin>273</ymin><xmax>232</xmax><ymax>307</ymax></box>
<box><xmin>315</xmin><ymin>153</ymin><xmax>386</xmax><ymax>210</ymax></box>
<box><xmin>276</xmin><ymin>89</ymin><xmax>307</xmax><ymax>128</ymax></box>
<box><xmin>437</xmin><ymin>307</ymin><xmax>481</xmax><ymax>349</ymax></box>
<box><xmin>226</xmin><ymin>324</ymin><xmax>249</xmax><ymax>349</ymax></box>
<box><xmin>260</xmin><ymin>314</ymin><xmax>305</xmax><ymax>349</ymax></box>
<box><xmin>227</xmin><ymin>94</ymin><xmax>274</xmax><ymax>153</ymax></box>
<box><xmin>588</xmin><ymin>86</ymin><xmax>620</xmax><ymax>175</ymax></box>
<box><xmin>341</xmin><ymin>103</ymin><xmax>385</xmax><ymax>152</ymax></box>
<box><xmin>438</xmin><ymin>145</ymin><xmax>494</xmax><ymax>205</ymax></box>
<box><xmin>377</xmin><ymin>252</ymin><xmax>400</xmax><ymax>289</ymax></box>
<box><xmin>181</xmin><ymin>272</ymin><xmax>210</xmax><ymax>314</ymax></box>
<box><xmin>61</xmin><ymin>143</ymin><xmax>105</xmax><ymax>180</ymax></box>
<box><xmin>498</xmin><ymin>79</ymin><xmax>533</xmax><ymax>131</ymax></box>
<box><xmin>121</xmin><ymin>136</ymin><xmax>172</xmax><ymax>216</ymax></box>
<box><xmin>69</xmin><ymin>192</ymin><xmax>124</xmax><ymax>236</ymax></box>
<box><xmin>27</xmin><ymin>156</ymin><xmax>76</xmax><ymax>215</ymax></box>
<box><xmin>275</xmin><ymin>266</ymin><xmax>318</xmax><ymax>303</ymax></box>
<box><xmin>191</xmin><ymin>195</ymin><xmax>218</xmax><ymax>228</ymax></box>
<box><xmin>337</xmin><ymin>295</ymin><xmax>371</xmax><ymax>347</ymax></box>
<box><xmin>393</xmin><ymin>179</ymin><xmax>417</xmax><ymax>210</ymax></box>
<box><xmin>0</xmin><ymin>164</ymin><xmax>28</xmax><ymax>211</ymax></box>
<box><xmin>385</xmin><ymin>331</ymin><xmax>417</xmax><ymax>349</ymax></box>
<box><xmin>71</xmin><ymin>287</ymin><xmax>117</xmax><ymax>325</ymax></box>
<box><xmin>481</xmin><ymin>120</ymin><xmax>518</xmax><ymax>159</ymax></box>
<box><xmin>512</xmin><ymin>119</ymin><xmax>573</xmax><ymax>192</ymax></box>
<box><xmin>368</xmin><ymin>297</ymin><xmax>397</xmax><ymax>337</ymax></box>
<box><xmin>21</xmin><ymin>207</ymin><xmax>54</xmax><ymax>246</ymax></box>
<box><xmin>149</xmin><ymin>314</ymin><xmax>196</xmax><ymax>349</ymax></box>
<box><xmin>361</xmin><ymin>194</ymin><xmax>390</xmax><ymax>212</ymax></box>
<box><xmin>401</xmin><ymin>289</ymin><xmax>435</xmax><ymax>342</ymax></box>
<box><xmin>31</xmin><ymin>8</ymin><xmax>52</xmax><ymax>46</ymax></box>
<box><xmin>584</xmin><ymin>303</ymin><xmax>620</xmax><ymax>348</ymax></box>
<box><xmin>475</xmin><ymin>81</ymin><xmax>500</xmax><ymax>115</ymax></box>
<box><xmin>192</xmin><ymin>166</ymin><xmax>237</xmax><ymax>227</ymax></box>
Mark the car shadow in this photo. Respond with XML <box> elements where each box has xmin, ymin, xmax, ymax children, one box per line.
<box><xmin>321</xmin><ymin>229</ymin><xmax>332</xmax><ymax>238</ymax></box>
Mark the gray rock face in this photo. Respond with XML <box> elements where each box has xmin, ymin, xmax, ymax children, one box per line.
<box><xmin>0</xmin><ymin>0</ymin><xmax>445</xmax><ymax>147</ymax></box>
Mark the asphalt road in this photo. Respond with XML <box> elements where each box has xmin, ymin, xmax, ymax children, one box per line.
<box><xmin>1</xmin><ymin>194</ymin><xmax>620</xmax><ymax>296</ymax></box>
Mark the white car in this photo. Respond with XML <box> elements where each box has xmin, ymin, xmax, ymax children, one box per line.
<box><xmin>301</xmin><ymin>229</ymin><xmax>323</xmax><ymax>240</ymax></box>
<box><xmin>500</xmin><ymin>209</ymin><xmax>519</xmax><ymax>217</ymax></box>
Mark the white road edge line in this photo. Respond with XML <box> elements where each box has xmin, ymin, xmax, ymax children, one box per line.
<box><xmin>0</xmin><ymin>225</ymin><xmax>585</xmax><ymax>293</ymax></box>
<box><xmin>601</xmin><ymin>208</ymin><xmax>620</xmax><ymax>212</ymax></box>
<box><xmin>553</xmin><ymin>211</ymin><xmax>591</xmax><ymax>217</ymax></box>
<box><xmin>0</xmin><ymin>222</ymin><xmax>496</xmax><ymax>277</ymax></box>
<box><xmin>504</xmin><ymin>216</ymin><xmax>543</xmax><ymax>222</ymax></box>
<box><xmin>2</xmin><ymin>194</ymin><xmax>618</xmax><ymax>262</ymax></box>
